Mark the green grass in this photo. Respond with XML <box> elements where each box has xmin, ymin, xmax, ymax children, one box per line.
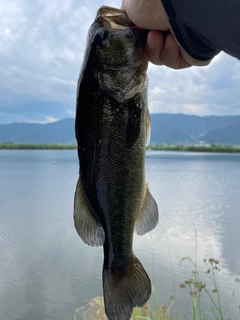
<box><xmin>147</xmin><ymin>144</ymin><xmax>240</xmax><ymax>153</ymax></box>
<box><xmin>0</xmin><ymin>143</ymin><xmax>77</xmax><ymax>149</ymax></box>
<box><xmin>74</xmin><ymin>290</ymin><xmax>174</xmax><ymax>320</ymax></box>
<box><xmin>1</xmin><ymin>143</ymin><xmax>240</xmax><ymax>152</ymax></box>
<box><xmin>74</xmin><ymin>260</ymin><xmax>240</xmax><ymax>320</ymax></box>
<box><xmin>178</xmin><ymin>257</ymin><xmax>240</xmax><ymax>320</ymax></box>
<box><xmin>74</xmin><ymin>228</ymin><xmax>240</xmax><ymax>320</ymax></box>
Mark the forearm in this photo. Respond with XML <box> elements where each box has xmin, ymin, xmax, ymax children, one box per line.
<box><xmin>161</xmin><ymin>0</ymin><xmax>240</xmax><ymax>60</ymax></box>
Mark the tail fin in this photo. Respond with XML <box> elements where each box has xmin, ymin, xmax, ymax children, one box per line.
<box><xmin>102</xmin><ymin>256</ymin><xmax>151</xmax><ymax>320</ymax></box>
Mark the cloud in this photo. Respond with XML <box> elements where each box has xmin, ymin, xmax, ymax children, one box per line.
<box><xmin>0</xmin><ymin>0</ymin><xmax>239</xmax><ymax>124</ymax></box>
<box><xmin>45</xmin><ymin>116</ymin><xmax>59</xmax><ymax>123</ymax></box>
<box><xmin>148</xmin><ymin>53</ymin><xmax>240</xmax><ymax>116</ymax></box>
<box><xmin>0</xmin><ymin>0</ymin><xmax>27</xmax><ymax>53</ymax></box>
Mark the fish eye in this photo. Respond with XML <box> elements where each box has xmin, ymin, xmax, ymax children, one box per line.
<box><xmin>96</xmin><ymin>16</ymin><xmax>101</xmax><ymax>23</ymax></box>
<box><xmin>95</xmin><ymin>29</ymin><xmax>109</xmax><ymax>44</ymax></box>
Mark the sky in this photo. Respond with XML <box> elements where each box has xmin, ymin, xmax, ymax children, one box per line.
<box><xmin>1</xmin><ymin>0</ymin><xmax>240</xmax><ymax>124</ymax></box>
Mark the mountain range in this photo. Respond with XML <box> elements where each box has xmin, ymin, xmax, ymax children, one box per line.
<box><xmin>0</xmin><ymin>114</ymin><xmax>240</xmax><ymax>145</ymax></box>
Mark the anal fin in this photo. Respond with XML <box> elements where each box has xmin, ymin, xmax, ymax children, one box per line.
<box><xmin>135</xmin><ymin>185</ymin><xmax>159</xmax><ymax>236</ymax></box>
<box><xmin>74</xmin><ymin>177</ymin><xmax>105</xmax><ymax>247</ymax></box>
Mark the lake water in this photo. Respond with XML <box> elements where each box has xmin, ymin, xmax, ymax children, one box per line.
<box><xmin>0</xmin><ymin>150</ymin><xmax>239</xmax><ymax>320</ymax></box>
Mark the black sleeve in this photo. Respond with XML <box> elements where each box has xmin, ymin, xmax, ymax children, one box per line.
<box><xmin>161</xmin><ymin>0</ymin><xmax>240</xmax><ymax>61</ymax></box>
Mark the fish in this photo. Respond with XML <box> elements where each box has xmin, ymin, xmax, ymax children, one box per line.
<box><xmin>74</xmin><ymin>6</ymin><xmax>159</xmax><ymax>320</ymax></box>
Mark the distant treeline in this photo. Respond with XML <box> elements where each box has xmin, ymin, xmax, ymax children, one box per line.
<box><xmin>1</xmin><ymin>143</ymin><xmax>240</xmax><ymax>153</ymax></box>
<box><xmin>147</xmin><ymin>144</ymin><xmax>240</xmax><ymax>153</ymax></box>
<box><xmin>0</xmin><ymin>143</ymin><xmax>77</xmax><ymax>150</ymax></box>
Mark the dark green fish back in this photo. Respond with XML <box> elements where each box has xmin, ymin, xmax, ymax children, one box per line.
<box><xmin>74</xmin><ymin>6</ymin><xmax>159</xmax><ymax>320</ymax></box>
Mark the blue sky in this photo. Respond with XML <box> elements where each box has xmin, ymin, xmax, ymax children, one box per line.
<box><xmin>1</xmin><ymin>0</ymin><xmax>240</xmax><ymax>124</ymax></box>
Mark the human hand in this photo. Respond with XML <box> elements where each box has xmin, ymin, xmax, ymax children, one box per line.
<box><xmin>121</xmin><ymin>0</ymin><xmax>212</xmax><ymax>69</ymax></box>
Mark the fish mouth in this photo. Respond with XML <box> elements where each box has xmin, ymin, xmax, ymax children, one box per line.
<box><xmin>96</xmin><ymin>6</ymin><xmax>135</xmax><ymax>30</ymax></box>
<box><xmin>92</xmin><ymin>6</ymin><xmax>149</xmax><ymax>102</ymax></box>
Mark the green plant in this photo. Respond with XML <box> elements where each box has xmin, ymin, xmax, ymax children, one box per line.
<box><xmin>74</xmin><ymin>227</ymin><xmax>240</xmax><ymax>320</ymax></box>
<box><xmin>179</xmin><ymin>257</ymin><xmax>240</xmax><ymax>320</ymax></box>
<box><xmin>74</xmin><ymin>287</ymin><xmax>174</xmax><ymax>320</ymax></box>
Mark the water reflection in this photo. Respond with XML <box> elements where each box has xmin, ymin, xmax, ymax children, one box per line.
<box><xmin>0</xmin><ymin>150</ymin><xmax>239</xmax><ymax>319</ymax></box>
<box><xmin>136</xmin><ymin>151</ymin><xmax>240</xmax><ymax>317</ymax></box>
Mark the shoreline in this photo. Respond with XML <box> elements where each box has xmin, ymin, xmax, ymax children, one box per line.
<box><xmin>0</xmin><ymin>144</ymin><xmax>77</xmax><ymax>150</ymax></box>
<box><xmin>1</xmin><ymin>143</ymin><xmax>240</xmax><ymax>153</ymax></box>
<box><xmin>147</xmin><ymin>144</ymin><xmax>240</xmax><ymax>153</ymax></box>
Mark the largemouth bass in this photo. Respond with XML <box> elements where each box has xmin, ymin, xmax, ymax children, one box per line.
<box><xmin>74</xmin><ymin>6</ymin><xmax>159</xmax><ymax>320</ymax></box>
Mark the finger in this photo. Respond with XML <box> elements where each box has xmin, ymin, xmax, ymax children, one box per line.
<box><xmin>179</xmin><ymin>46</ymin><xmax>212</xmax><ymax>67</ymax></box>
<box><xmin>121</xmin><ymin>0</ymin><xmax>169</xmax><ymax>30</ymax></box>
<box><xmin>160</xmin><ymin>33</ymin><xmax>192</xmax><ymax>69</ymax></box>
<box><xmin>120</xmin><ymin>0</ymin><xmax>124</xmax><ymax>10</ymax></box>
<box><xmin>164</xmin><ymin>33</ymin><xmax>212</xmax><ymax>68</ymax></box>
<box><xmin>145</xmin><ymin>31</ymin><xmax>165</xmax><ymax>65</ymax></box>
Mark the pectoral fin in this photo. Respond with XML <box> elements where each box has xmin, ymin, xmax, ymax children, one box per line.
<box><xmin>74</xmin><ymin>177</ymin><xmax>105</xmax><ymax>247</ymax></box>
<box><xmin>135</xmin><ymin>185</ymin><xmax>159</xmax><ymax>236</ymax></box>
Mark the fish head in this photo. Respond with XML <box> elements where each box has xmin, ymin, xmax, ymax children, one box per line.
<box><xmin>86</xmin><ymin>6</ymin><xmax>148</xmax><ymax>102</ymax></box>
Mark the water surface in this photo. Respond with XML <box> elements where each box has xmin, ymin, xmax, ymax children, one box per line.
<box><xmin>0</xmin><ymin>150</ymin><xmax>239</xmax><ymax>319</ymax></box>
